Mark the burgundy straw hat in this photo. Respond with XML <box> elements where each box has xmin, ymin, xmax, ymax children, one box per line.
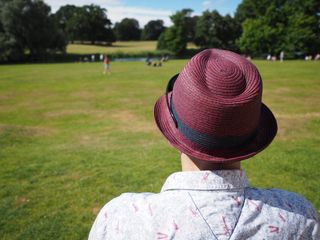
<box><xmin>154</xmin><ymin>49</ymin><xmax>277</xmax><ymax>162</ymax></box>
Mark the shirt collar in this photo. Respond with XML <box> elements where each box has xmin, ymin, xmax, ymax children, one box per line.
<box><xmin>161</xmin><ymin>170</ymin><xmax>249</xmax><ymax>192</ymax></box>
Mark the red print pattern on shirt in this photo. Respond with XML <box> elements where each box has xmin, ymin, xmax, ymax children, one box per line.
<box><xmin>189</xmin><ymin>206</ymin><xmax>198</xmax><ymax>217</ymax></box>
<box><xmin>89</xmin><ymin>172</ymin><xmax>318</xmax><ymax>240</ymax></box>
<box><xmin>156</xmin><ymin>232</ymin><xmax>168</xmax><ymax>239</ymax></box>
<box><xmin>268</xmin><ymin>225</ymin><xmax>279</xmax><ymax>233</ymax></box>
<box><xmin>249</xmin><ymin>199</ymin><xmax>261</xmax><ymax>211</ymax></box>
<box><xmin>222</xmin><ymin>216</ymin><xmax>230</xmax><ymax>236</ymax></box>
<box><xmin>232</xmin><ymin>196</ymin><xmax>241</xmax><ymax>207</ymax></box>
<box><xmin>202</xmin><ymin>172</ymin><xmax>210</xmax><ymax>182</ymax></box>
<box><xmin>278</xmin><ymin>212</ymin><xmax>286</xmax><ymax>222</ymax></box>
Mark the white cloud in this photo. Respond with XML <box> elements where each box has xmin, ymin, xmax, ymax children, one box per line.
<box><xmin>46</xmin><ymin>0</ymin><xmax>122</xmax><ymax>11</ymax></box>
<box><xmin>44</xmin><ymin>0</ymin><xmax>172</xmax><ymax>27</ymax></box>
<box><xmin>212</xmin><ymin>0</ymin><xmax>227</xmax><ymax>7</ymax></box>
<box><xmin>107</xmin><ymin>6</ymin><xmax>172</xmax><ymax>27</ymax></box>
<box><xmin>202</xmin><ymin>0</ymin><xmax>211</xmax><ymax>9</ymax></box>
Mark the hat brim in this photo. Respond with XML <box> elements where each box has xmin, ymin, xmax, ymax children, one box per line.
<box><xmin>154</xmin><ymin>95</ymin><xmax>277</xmax><ymax>163</ymax></box>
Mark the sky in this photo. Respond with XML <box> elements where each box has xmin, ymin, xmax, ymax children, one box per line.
<box><xmin>44</xmin><ymin>0</ymin><xmax>242</xmax><ymax>27</ymax></box>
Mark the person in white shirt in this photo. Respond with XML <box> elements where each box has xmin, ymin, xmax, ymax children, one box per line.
<box><xmin>280</xmin><ymin>51</ymin><xmax>284</xmax><ymax>62</ymax></box>
<box><xmin>89</xmin><ymin>49</ymin><xmax>319</xmax><ymax>240</ymax></box>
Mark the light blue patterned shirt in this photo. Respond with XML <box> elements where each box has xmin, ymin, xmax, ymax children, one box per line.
<box><xmin>89</xmin><ymin>170</ymin><xmax>319</xmax><ymax>239</ymax></box>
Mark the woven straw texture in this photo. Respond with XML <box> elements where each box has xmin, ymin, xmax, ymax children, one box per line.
<box><xmin>154</xmin><ymin>49</ymin><xmax>277</xmax><ymax>162</ymax></box>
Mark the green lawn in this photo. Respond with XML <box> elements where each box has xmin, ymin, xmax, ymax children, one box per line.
<box><xmin>67</xmin><ymin>41</ymin><xmax>198</xmax><ymax>54</ymax></box>
<box><xmin>0</xmin><ymin>60</ymin><xmax>319</xmax><ymax>239</ymax></box>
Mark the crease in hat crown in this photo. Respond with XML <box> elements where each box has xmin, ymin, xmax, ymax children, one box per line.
<box><xmin>171</xmin><ymin>49</ymin><xmax>262</xmax><ymax>138</ymax></box>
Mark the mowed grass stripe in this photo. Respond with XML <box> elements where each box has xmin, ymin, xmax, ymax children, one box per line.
<box><xmin>0</xmin><ymin>60</ymin><xmax>319</xmax><ymax>239</ymax></box>
<box><xmin>66</xmin><ymin>41</ymin><xmax>198</xmax><ymax>54</ymax></box>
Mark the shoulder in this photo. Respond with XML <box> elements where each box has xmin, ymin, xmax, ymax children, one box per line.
<box><xmin>98</xmin><ymin>192</ymin><xmax>156</xmax><ymax>215</ymax></box>
<box><xmin>89</xmin><ymin>192</ymin><xmax>156</xmax><ymax>240</ymax></box>
<box><xmin>237</xmin><ymin>188</ymin><xmax>320</xmax><ymax>239</ymax></box>
<box><xmin>246</xmin><ymin>187</ymin><xmax>319</xmax><ymax>220</ymax></box>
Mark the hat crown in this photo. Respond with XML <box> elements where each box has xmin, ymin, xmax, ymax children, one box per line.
<box><xmin>172</xmin><ymin>49</ymin><xmax>262</xmax><ymax>137</ymax></box>
<box><xmin>194</xmin><ymin>52</ymin><xmax>247</xmax><ymax>97</ymax></box>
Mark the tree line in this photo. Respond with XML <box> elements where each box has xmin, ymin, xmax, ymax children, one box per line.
<box><xmin>54</xmin><ymin>5</ymin><xmax>166</xmax><ymax>43</ymax></box>
<box><xmin>0</xmin><ymin>0</ymin><xmax>166</xmax><ymax>61</ymax></box>
<box><xmin>0</xmin><ymin>0</ymin><xmax>319</xmax><ymax>61</ymax></box>
<box><xmin>158</xmin><ymin>0</ymin><xmax>320</xmax><ymax>57</ymax></box>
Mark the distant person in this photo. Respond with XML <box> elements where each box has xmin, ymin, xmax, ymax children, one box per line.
<box><xmin>100</xmin><ymin>54</ymin><xmax>104</xmax><ymax>61</ymax></box>
<box><xmin>315</xmin><ymin>53</ymin><xmax>320</xmax><ymax>61</ymax></box>
<box><xmin>272</xmin><ymin>56</ymin><xmax>277</xmax><ymax>61</ymax></box>
<box><xmin>267</xmin><ymin>54</ymin><xmax>271</xmax><ymax>61</ymax></box>
<box><xmin>91</xmin><ymin>54</ymin><xmax>95</xmax><ymax>62</ymax></box>
<box><xmin>103</xmin><ymin>55</ymin><xmax>110</xmax><ymax>74</ymax></box>
<box><xmin>89</xmin><ymin>49</ymin><xmax>319</xmax><ymax>239</ymax></box>
<box><xmin>280</xmin><ymin>51</ymin><xmax>284</xmax><ymax>62</ymax></box>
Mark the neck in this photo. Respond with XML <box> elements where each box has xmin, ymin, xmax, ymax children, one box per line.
<box><xmin>181</xmin><ymin>153</ymin><xmax>241</xmax><ymax>171</ymax></box>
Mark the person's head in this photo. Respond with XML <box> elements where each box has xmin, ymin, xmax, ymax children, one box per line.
<box><xmin>154</xmin><ymin>49</ymin><xmax>277</xmax><ymax>170</ymax></box>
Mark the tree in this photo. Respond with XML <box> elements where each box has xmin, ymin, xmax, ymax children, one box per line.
<box><xmin>81</xmin><ymin>5</ymin><xmax>115</xmax><ymax>44</ymax></box>
<box><xmin>186</xmin><ymin>15</ymin><xmax>198</xmax><ymax>42</ymax></box>
<box><xmin>194</xmin><ymin>10</ymin><xmax>240</xmax><ymax>51</ymax></box>
<box><xmin>0</xmin><ymin>0</ymin><xmax>67</xmax><ymax>61</ymax></box>
<box><xmin>54</xmin><ymin>4</ymin><xmax>115</xmax><ymax>44</ymax></box>
<box><xmin>237</xmin><ymin>0</ymin><xmax>320</xmax><ymax>56</ymax></box>
<box><xmin>114</xmin><ymin>18</ymin><xmax>141</xmax><ymax>40</ymax></box>
<box><xmin>157</xmin><ymin>30</ymin><xmax>168</xmax><ymax>50</ymax></box>
<box><xmin>0</xmin><ymin>31</ymin><xmax>21</xmax><ymax>61</ymax></box>
<box><xmin>157</xmin><ymin>9</ymin><xmax>191</xmax><ymax>55</ymax></box>
<box><xmin>285</xmin><ymin>12</ymin><xmax>320</xmax><ymax>55</ymax></box>
<box><xmin>0</xmin><ymin>0</ymin><xmax>21</xmax><ymax>61</ymax></box>
<box><xmin>54</xmin><ymin>5</ymin><xmax>79</xmax><ymax>43</ymax></box>
<box><xmin>54</xmin><ymin>5</ymin><xmax>77</xmax><ymax>31</ymax></box>
<box><xmin>141</xmin><ymin>20</ymin><xmax>165</xmax><ymax>40</ymax></box>
<box><xmin>238</xmin><ymin>17</ymin><xmax>280</xmax><ymax>55</ymax></box>
<box><xmin>234</xmin><ymin>0</ymin><xmax>271</xmax><ymax>23</ymax></box>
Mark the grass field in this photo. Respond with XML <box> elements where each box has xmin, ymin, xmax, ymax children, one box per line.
<box><xmin>67</xmin><ymin>41</ymin><xmax>198</xmax><ymax>54</ymax></box>
<box><xmin>0</xmin><ymin>60</ymin><xmax>319</xmax><ymax>239</ymax></box>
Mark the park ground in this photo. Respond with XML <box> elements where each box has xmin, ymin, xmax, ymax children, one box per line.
<box><xmin>67</xmin><ymin>41</ymin><xmax>197</xmax><ymax>54</ymax></box>
<box><xmin>0</xmin><ymin>59</ymin><xmax>319</xmax><ymax>239</ymax></box>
